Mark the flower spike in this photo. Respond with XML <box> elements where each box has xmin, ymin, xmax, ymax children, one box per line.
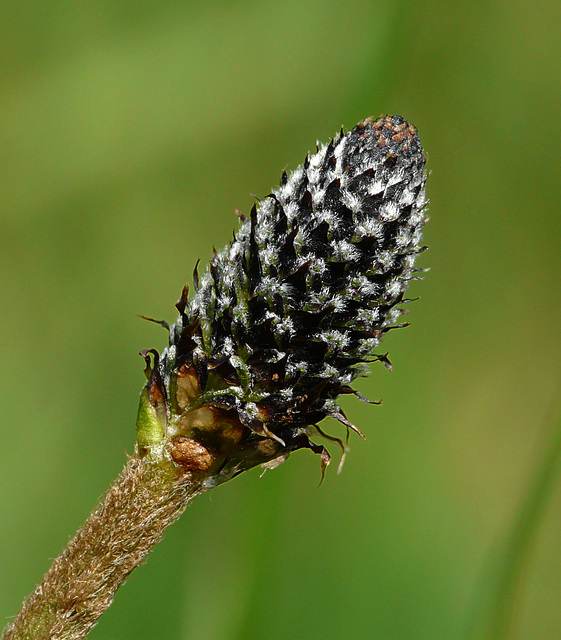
<box><xmin>138</xmin><ymin>115</ymin><xmax>428</xmax><ymax>484</ymax></box>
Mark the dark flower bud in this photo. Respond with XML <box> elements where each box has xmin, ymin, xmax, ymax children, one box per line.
<box><xmin>138</xmin><ymin>115</ymin><xmax>428</xmax><ymax>484</ymax></box>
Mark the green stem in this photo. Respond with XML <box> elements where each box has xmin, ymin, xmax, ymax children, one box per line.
<box><xmin>1</xmin><ymin>452</ymin><xmax>204</xmax><ymax>640</ymax></box>
<box><xmin>468</xmin><ymin>412</ymin><xmax>561</xmax><ymax>640</ymax></box>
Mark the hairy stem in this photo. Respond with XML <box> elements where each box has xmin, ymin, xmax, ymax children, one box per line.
<box><xmin>1</xmin><ymin>452</ymin><xmax>205</xmax><ymax>640</ymax></box>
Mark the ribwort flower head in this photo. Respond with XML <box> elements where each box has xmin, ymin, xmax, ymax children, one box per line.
<box><xmin>139</xmin><ymin>115</ymin><xmax>428</xmax><ymax>483</ymax></box>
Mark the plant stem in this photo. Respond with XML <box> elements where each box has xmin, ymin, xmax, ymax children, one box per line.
<box><xmin>1</xmin><ymin>452</ymin><xmax>204</xmax><ymax>640</ymax></box>
<box><xmin>466</xmin><ymin>409</ymin><xmax>561</xmax><ymax>640</ymax></box>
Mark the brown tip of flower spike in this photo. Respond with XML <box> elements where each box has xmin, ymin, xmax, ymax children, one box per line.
<box><xmin>139</xmin><ymin>115</ymin><xmax>428</xmax><ymax>485</ymax></box>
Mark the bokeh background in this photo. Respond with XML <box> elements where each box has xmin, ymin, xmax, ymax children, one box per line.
<box><xmin>1</xmin><ymin>2</ymin><xmax>560</xmax><ymax>639</ymax></box>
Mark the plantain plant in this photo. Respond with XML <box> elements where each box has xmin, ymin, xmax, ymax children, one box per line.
<box><xmin>1</xmin><ymin>115</ymin><xmax>428</xmax><ymax>640</ymax></box>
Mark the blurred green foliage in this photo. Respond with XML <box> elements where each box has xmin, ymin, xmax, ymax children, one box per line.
<box><xmin>1</xmin><ymin>1</ymin><xmax>560</xmax><ymax>639</ymax></box>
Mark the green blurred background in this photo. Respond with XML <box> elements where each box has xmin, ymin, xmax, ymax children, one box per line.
<box><xmin>1</xmin><ymin>1</ymin><xmax>560</xmax><ymax>639</ymax></box>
